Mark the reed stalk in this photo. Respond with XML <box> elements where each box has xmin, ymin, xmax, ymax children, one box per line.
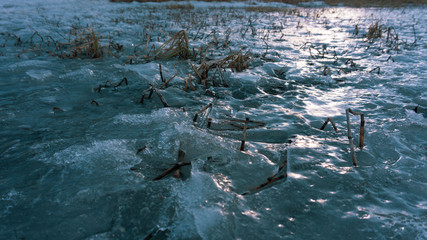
<box><xmin>140</xmin><ymin>86</ymin><xmax>153</xmax><ymax>104</ymax></box>
<box><xmin>359</xmin><ymin>114</ymin><xmax>365</xmax><ymax>148</ymax></box>
<box><xmin>207</xmin><ymin>118</ymin><xmax>212</xmax><ymax>128</ymax></box>
<box><xmin>90</xmin><ymin>100</ymin><xmax>99</xmax><ymax>106</ymax></box>
<box><xmin>240</xmin><ymin>118</ymin><xmax>249</xmax><ymax>151</ymax></box>
<box><xmin>153</xmin><ymin>162</ymin><xmax>190</xmax><ymax>181</ymax></box>
<box><xmin>153</xmin><ymin>150</ymin><xmax>188</xmax><ymax>181</ymax></box>
<box><xmin>369</xmin><ymin>66</ymin><xmax>381</xmax><ymax>74</ymax></box>
<box><xmin>116</xmin><ymin>78</ymin><xmax>128</xmax><ymax>87</ymax></box>
<box><xmin>348</xmin><ymin>109</ymin><xmax>365</xmax><ymax>149</ymax></box>
<box><xmin>193</xmin><ymin>103</ymin><xmax>212</xmax><ymax>122</ymax></box>
<box><xmin>153</xmin><ymin>30</ymin><xmax>190</xmax><ymax>60</ymax></box>
<box><xmin>320</xmin><ymin>117</ymin><xmax>338</xmax><ymax>132</ymax></box>
<box><xmin>136</xmin><ymin>146</ymin><xmax>147</xmax><ymax>155</ymax></box>
<box><xmin>52</xmin><ymin>107</ymin><xmax>63</xmax><ymax>113</ymax></box>
<box><xmin>346</xmin><ymin>109</ymin><xmax>358</xmax><ymax>166</ymax></box>
<box><xmin>173</xmin><ymin>150</ymin><xmax>186</xmax><ymax>178</ymax></box>
<box><xmin>242</xmin><ymin>150</ymin><xmax>288</xmax><ymax>195</ymax></box>
<box><xmin>184</xmin><ymin>78</ymin><xmax>189</xmax><ymax>92</ymax></box>
<box><xmin>159</xmin><ymin>64</ymin><xmax>165</xmax><ymax>83</ymax></box>
<box><xmin>153</xmin><ymin>87</ymin><xmax>170</xmax><ymax>107</ymax></box>
<box><xmin>188</xmin><ymin>74</ymin><xmax>196</xmax><ymax>91</ymax></box>
<box><xmin>159</xmin><ymin>66</ymin><xmax>178</xmax><ymax>89</ymax></box>
<box><xmin>208</xmin><ymin>118</ymin><xmax>265</xmax><ymax>131</ymax></box>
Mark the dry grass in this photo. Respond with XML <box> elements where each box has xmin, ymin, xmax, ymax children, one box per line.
<box><xmin>154</xmin><ymin>30</ymin><xmax>190</xmax><ymax>59</ymax></box>
<box><xmin>110</xmin><ymin>0</ymin><xmax>426</xmax><ymax>7</ymax></box>
<box><xmin>165</xmin><ymin>3</ymin><xmax>195</xmax><ymax>10</ymax></box>
<box><xmin>192</xmin><ymin>51</ymin><xmax>252</xmax><ymax>87</ymax></box>
<box><xmin>245</xmin><ymin>6</ymin><xmax>283</xmax><ymax>12</ymax></box>
<box><xmin>367</xmin><ymin>22</ymin><xmax>382</xmax><ymax>39</ymax></box>
<box><xmin>1</xmin><ymin>25</ymin><xmax>124</xmax><ymax>59</ymax></box>
<box><xmin>60</xmin><ymin>26</ymin><xmax>122</xmax><ymax>59</ymax></box>
<box><xmin>60</xmin><ymin>27</ymin><xmax>103</xmax><ymax>58</ymax></box>
<box><xmin>262</xmin><ymin>0</ymin><xmax>426</xmax><ymax>7</ymax></box>
<box><xmin>128</xmin><ymin>30</ymin><xmax>190</xmax><ymax>62</ymax></box>
<box><xmin>245</xmin><ymin>6</ymin><xmax>301</xmax><ymax>15</ymax></box>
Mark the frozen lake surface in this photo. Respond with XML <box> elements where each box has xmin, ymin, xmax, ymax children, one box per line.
<box><xmin>0</xmin><ymin>0</ymin><xmax>426</xmax><ymax>239</ymax></box>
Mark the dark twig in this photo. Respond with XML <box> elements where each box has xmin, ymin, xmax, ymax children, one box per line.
<box><xmin>348</xmin><ymin>109</ymin><xmax>365</xmax><ymax>149</ymax></box>
<box><xmin>52</xmin><ymin>107</ymin><xmax>63</xmax><ymax>112</ymax></box>
<box><xmin>193</xmin><ymin>103</ymin><xmax>212</xmax><ymax>122</ymax></box>
<box><xmin>159</xmin><ymin>64</ymin><xmax>165</xmax><ymax>83</ymax></box>
<box><xmin>115</xmin><ymin>77</ymin><xmax>128</xmax><ymax>87</ymax></box>
<box><xmin>346</xmin><ymin>109</ymin><xmax>357</xmax><ymax>166</ymax></box>
<box><xmin>173</xmin><ymin>149</ymin><xmax>186</xmax><ymax>178</ymax></box>
<box><xmin>153</xmin><ymin>150</ymin><xmax>188</xmax><ymax>181</ymax></box>
<box><xmin>104</xmin><ymin>80</ymin><xmax>115</xmax><ymax>87</ymax></box>
<box><xmin>240</xmin><ymin>117</ymin><xmax>249</xmax><ymax>151</ymax></box>
<box><xmin>159</xmin><ymin>65</ymin><xmax>178</xmax><ymax>89</ymax></box>
<box><xmin>187</xmin><ymin>74</ymin><xmax>196</xmax><ymax>91</ymax></box>
<box><xmin>153</xmin><ymin>87</ymin><xmax>170</xmax><ymax>107</ymax></box>
<box><xmin>242</xmin><ymin>174</ymin><xmax>287</xmax><ymax>195</ymax></box>
<box><xmin>90</xmin><ymin>100</ymin><xmax>99</xmax><ymax>106</ymax></box>
<box><xmin>153</xmin><ymin>162</ymin><xmax>190</xmax><ymax>181</ymax></box>
<box><xmin>242</xmin><ymin>150</ymin><xmax>288</xmax><ymax>195</ymax></box>
<box><xmin>136</xmin><ymin>146</ymin><xmax>147</xmax><ymax>155</ymax></box>
<box><xmin>140</xmin><ymin>86</ymin><xmax>153</xmax><ymax>104</ymax></box>
<box><xmin>369</xmin><ymin>66</ymin><xmax>381</xmax><ymax>75</ymax></box>
<box><xmin>320</xmin><ymin>117</ymin><xmax>338</xmax><ymax>132</ymax></box>
<box><xmin>346</xmin><ymin>108</ymin><xmax>367</xmax><ymax>166</ymax></box>
<box><xmin>207</xmin><ymin>118</ymin><xmax>212</xmax><ymax>128</ymax></box>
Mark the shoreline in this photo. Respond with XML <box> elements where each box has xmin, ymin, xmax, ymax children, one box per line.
<box><xmin>108</xmin><ymin>0</ymin><xmax>427</xmax><ymax>8</ymax></box>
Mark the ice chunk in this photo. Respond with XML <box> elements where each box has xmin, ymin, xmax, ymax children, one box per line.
<box><xmin>26</xmin><ymin>69</ymin><xmax>52</xmax><ymax>80</ymax></box>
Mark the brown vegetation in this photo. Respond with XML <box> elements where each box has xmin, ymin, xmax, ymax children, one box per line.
<box><xmin>64</xmin><ymin>27</ymin><xmax>103</xmax><ymax>58</ymax></box>
<box><xmin>109</xmin><ymin>0</ymin><xmax>427</xmax><ymax>7</ymax></box>
<box><xmin>165</xmin><ymin>3</ymin><xmax>195</xmax><ymax>9</ymax></box>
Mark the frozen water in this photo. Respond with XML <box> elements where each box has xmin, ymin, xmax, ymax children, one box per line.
<box><xmin>0</xmin><ymin>0</ymin><xmax>426</xmax><ymax>239</ymax></box>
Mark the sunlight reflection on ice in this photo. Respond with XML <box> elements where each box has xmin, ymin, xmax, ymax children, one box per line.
<box><xmin>288</xmin><ymin>172</ymin><xmax>308</xmax><ymax>179</ymax></box>
<box><xmin>211</xmin><ymin>173</ymin><xmax>233</xmax><ymax>193</ymax></box>
<box><xmin>309</xmin><ymin>198</ymin><xmax>328</xmax><ymax>204</ymax></box>
<box><xmin>303</xmin><ymin>87</ymin><xmax>353</xmax><ymax>117</ymax></box>
<box><xmin>319</xmin><ymin>162</ymin><xmax>353</xmax><ymax>175</ymax></box>
<box><xmin>242</xmin><ymin>210</ymin><xmax>261</xmax><ymax>221</ymax></box>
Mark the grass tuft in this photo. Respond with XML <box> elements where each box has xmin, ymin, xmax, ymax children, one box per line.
<box><xmin>154</xmin><ymin>30</ymin><xmax>190</xmax><ymax>59</ymax></box>
<box><xmin>367</xmin><ymin>22</ymin><xmax>382</xmax><ymax>40</ymax></box>
<box><xmin>61</xmin><ymin>27</ymin><xmax>104</xmax><ymax>58</ymax></box>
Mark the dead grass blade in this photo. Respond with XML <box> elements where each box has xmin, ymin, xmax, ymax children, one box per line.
<box><xmin>153</xmin><ymin>30</ymin><xmax>190</xmax><ymax>60</ymax></box>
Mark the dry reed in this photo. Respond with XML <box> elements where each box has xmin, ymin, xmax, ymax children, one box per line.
<box><xmin>136</xmin><ymin>146</ymin><xmax>147</xmax><ymax>155</ymax></box>
<box><xmin>90</xmin><ymin>100</ymin><xmax>99</xmax><ymax>106</ymax></box>
<box><xmin>152</xmin><ymin>150</ymin><xmax>187</xmax><ymax>180</ymax></box>
<box><xmin>193</xmin><ymin>103</ymin><xmax>213</xmax><ymax>122</ymax></box>
<box><xmin>240</xmin><ymin>118</ymin><xmax>249</xmax><ymax>151</ymax></box>
<box><xmin>109</xmin><ymin>0</ymin><xmax>425</xmax><ymax>7</ymax></box>
<box><xmin>320</xmin><ymin>117</ymin><xmax>338</xmax><ymax>132</ymax></box>
<box><xmin>346</xmin><ymin>108</ymin><xmax>366</xmax><ymax>166</ymax></box>
<box><xmin>367</xmin><ymin>22</ymin><xmax>382</xmax><ymax>40</ymax></box>
<box><xmin>242</xmin><ymin>149</ymin><xmax>288</xmax><ymax>195</ymax></box>
<box><xmin>192</xmin><ymin>51</ymin><xmax>252</xmax><ymax>87</ymax></box>
<box><xmin>154</xmin><ymin>30</ymin><xmax>190</xmax><ymax>60</ymax></box>
<box><xmin>208</xmin><ymin>118</ymin><xmax>266</xmax><ymax>131</ymax></box>
<box><xmin>346</xmin><ymin>109</ymin><xmax>358</xmax><ymax>166</ymax></box>
<box><xmin>61</xmin><ymin>27</ymin><xmax>103</xmax><ymax>58</ymax></box>
<box><xmin>165</xmin><ymin>3</ymin><xmax>195</xmax><ymax>10</ymax></box>
<box><xmin>348</xmin><ymin>109</ymin><xmax>365</xmax><ymax>149</ymax></box>
<box><xmin>173</xmin><ymin>150</ymin><xmax>186</xmax><ymax>178</ymax></box>
<box><xmin>153</xmin><ymin>160</ymin><xmax>190</xmax><ymax>180</ymax></box>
